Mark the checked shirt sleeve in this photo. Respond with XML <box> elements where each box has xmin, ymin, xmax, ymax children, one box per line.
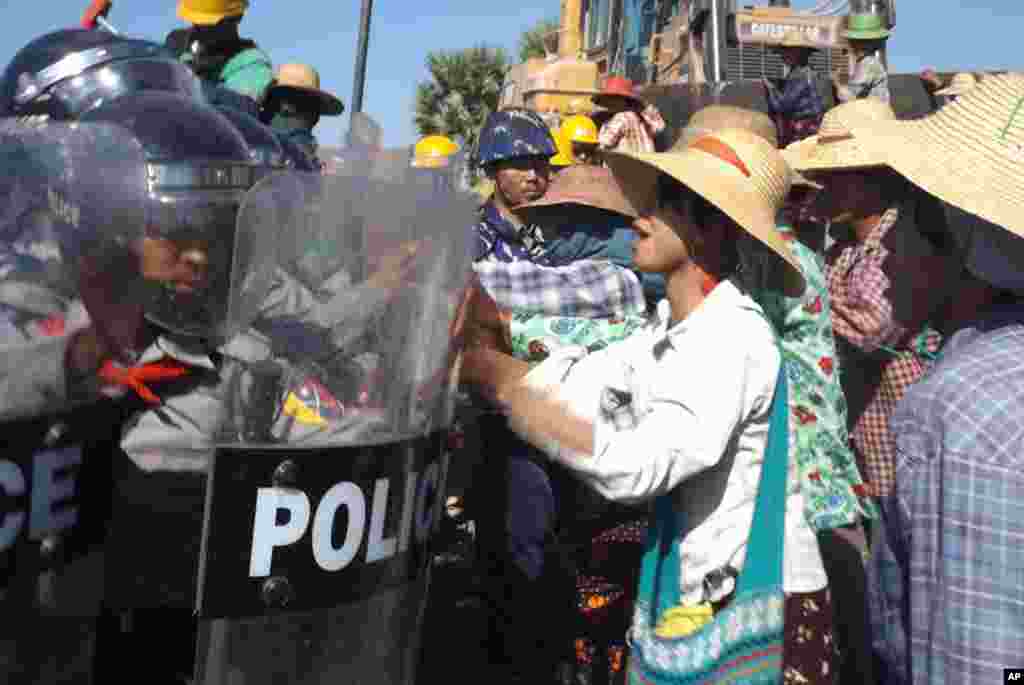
<box><xmin>598</xmin><ymin>113</ymin><xmax>629</xmax><ymax>150</ymax></box>
<box><xmin>473</xmin><ymin>258</ymin><xmax>647</xmax><ymax>319</ymax></box>
<box><xmin>829</xmin><ymin>251</ymin><xmax>905</xmax><ymax>352</ymax></box>
<box><xmin>827</xmin><ymin>212</ymin><xmax>907</xmax><ymax>352</ymax></box>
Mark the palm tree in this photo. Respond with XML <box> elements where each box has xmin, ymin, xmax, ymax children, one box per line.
<box><xmin>414</xmin><ymin>45</ymin><xmax>508</xmax><ymax>180</ymax></box>
<box><xmin>518</xmin><ymin>18</ymin><xmax>560</xmax><ymax>62</ymax></box>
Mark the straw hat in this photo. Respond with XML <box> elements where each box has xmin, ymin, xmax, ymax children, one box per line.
<box><xmin>774</xmin><ymin>30</ymin><xmax>815</xmax><ymax>50</ymax></box>
<box><xmin>605</xmin><ymin>128</ymin><xmax>806</xmax><ymax>297</ymax></box>
<box><xmin>268</xmin><ymin>64</ymin><xmax>345</xmax><ymax>116</ymax></box>
<box><xmin>935</xmin><ymin>72</ymin><xmax>978</xmax><ymax>97</ymax></box>
<box><xmin>680</xmin><ymin>105</ymin><xmax>821</xmax><ymax>189</ymax></box>
<box><xmin>782</xmin><ymin>98</ymin><xmax>896</xmax><ymax>172</ymax></box>
<box><xmin>850</xmin><ymin>72</ymin><xmax>1024</xmax><ymax>238</ymax></box>
<box><xmin>513</xmin><ymin>164</ymin><xmax>639</xmax><ymax>219</ymax></box>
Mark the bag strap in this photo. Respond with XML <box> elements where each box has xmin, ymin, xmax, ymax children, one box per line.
<box><xmin>735</xmin><ymin>366</ymin><xmax>789</xmax><ymax>595</ymax></box>
<box><xmin>637</xmin><ymin>365</ymin><xmax>789</xmax><ymax>625</ymax></box>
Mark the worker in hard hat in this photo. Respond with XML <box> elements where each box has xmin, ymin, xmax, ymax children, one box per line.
<box><xmin>410</xmin><ymin>134</ymin><xmax>461</xmax><ymax>194</ymax></box>
<box><xmin>263</xmin><ymin>63</ymin><xmax>345</xmax><ymax>168</ymax></box>
<box><xmin>165</xmin><ymin>0</ymin><xmax>274</xmax><ymax>106</ymax></box>
<box><xmin>560</xmin><ymin>114</ymin><xmax>600</xmax><ymax>165</ymax></box>
<box><xmin>549</xmin><ymin>128</ymin><xmax>574</xmax><ymax>174</ymax></box>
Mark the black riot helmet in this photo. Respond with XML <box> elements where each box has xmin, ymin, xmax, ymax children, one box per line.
<box><xmin>0</xmin><ymin>29</ymin><xmax>202</xmax><ymax>121</ymax></box>
<box><xmin>216</xmin><ymin>105</ymin><xmax>286</xmax><ymax>173</ymax></box>
<box><xmin>79</xmin><ymin>92</ymin><xmax>260</xmax><ymax>339</ymax></box>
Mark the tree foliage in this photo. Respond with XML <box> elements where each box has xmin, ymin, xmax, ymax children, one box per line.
<box><xmin>518</xmin><ymin>18</ymin><xmax>560</xmax><ymax>62</ymax></box>
<box><xmin>413</xmin><ymin>45</ymin><xmax>508</xmax><ymax>167</ymax></box>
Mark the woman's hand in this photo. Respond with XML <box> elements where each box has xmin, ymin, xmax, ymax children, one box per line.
<box><xmin>462</xmin><ymin>283</ymin><xmax>512</xmax><ymax>354</ymax></box>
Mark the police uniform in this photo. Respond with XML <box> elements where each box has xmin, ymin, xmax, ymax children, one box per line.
<box><xmin>0</xmin><ymin>123</ymin><xmax>142</xmax><ymax>684</ymax></box>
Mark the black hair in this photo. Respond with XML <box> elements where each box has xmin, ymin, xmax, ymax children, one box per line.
<box><xmin>655</xmin><ymin>174</ymin><xmax>740</xmax><ymax>274</ymax></box>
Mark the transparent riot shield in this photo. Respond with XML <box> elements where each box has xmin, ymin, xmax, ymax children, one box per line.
<box><xmin>151</xmin><ymin>143</ymin><xmax>474</xmax><ymax>684</ymax></box>
<box><xmin>0</xmin><ymin>120</ymin><xmax>148</xmax><ymax>684</ymax></box>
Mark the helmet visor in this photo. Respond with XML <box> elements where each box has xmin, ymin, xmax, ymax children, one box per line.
<box><xmin>141</xmin><ymin>191</ymin><xmax>242</xmax><ymax>339</ymax></box>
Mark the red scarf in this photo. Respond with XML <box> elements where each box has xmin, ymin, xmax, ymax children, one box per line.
<box><xmin>98</xmin><ymin>358</ymin><xmax>193</xmax><ymax>405</ymax></box>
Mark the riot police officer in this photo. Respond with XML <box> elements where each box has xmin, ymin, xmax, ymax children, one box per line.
<box><xmin>0</xmin><ymin>28</ymin><xmax>203</xmax><ymax>121</ymax></box>
<box><xmin>0</xmin><ymin>115</ymin><xmax>157</xmax><ymax>684</ymax></box>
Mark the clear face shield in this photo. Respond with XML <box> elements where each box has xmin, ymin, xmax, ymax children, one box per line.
<box><xmin>139</xmin><ymin>162</ymin><xmax>260</xmax><ymax>340</ymax></box>
<box><xmin>0</xmin><ymin>119</ymin><xmax>148</xmax><ymax>404</ymax></box>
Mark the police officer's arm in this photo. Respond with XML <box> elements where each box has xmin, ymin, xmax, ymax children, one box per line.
<box><xmin>0</xmin><ymin>328</ymin><xmax>103</xmax><ymax>419</ymax></box>
<box><xmin>258</xmin><ymin>265</ymin><xmax>400</xmax><ymax>357</ymax></box>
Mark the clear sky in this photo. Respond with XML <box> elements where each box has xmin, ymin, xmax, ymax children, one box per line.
<box><xmin>0</xmin><ymin>1</ymin><xmax>1020</xmax><ymax>149</ymax></box>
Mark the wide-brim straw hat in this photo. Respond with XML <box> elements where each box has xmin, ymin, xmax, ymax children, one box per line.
<box><xmin>268</xmin><ymin>63</ymin><xmax>345</xmax><ymax>116</ymax></box>
<box><xmin>773</xmin><ymin>30</ymin><xmax>816</xmax><ymax>51</ymax></box>
<box><xmin>680</xmin><ymin>105</ymin><xmax>821</xmax><ymax>189</ymax></box>
<box><xmin>850</xmin><ymin>72</ymin><xmax>1024</xmax><ymax>239</ymax></box>
<box><xmin>605</xmin><ymin>128</ymin><xmax>806</xmax><ymax>297</ymax></box>
<box><xmin>513</xmin><ymin>164</ymin><xmax>639</xmax><ymax>219</ymax></box>
<box><xmin>782</xmin><ymin>98</ymin><xmax>896</xmax><ymax>172</ymax></box>
<box><xmin>935</xmin><ymin>72</ymin><xmax>978</xmax><ymax>97</ymax></box>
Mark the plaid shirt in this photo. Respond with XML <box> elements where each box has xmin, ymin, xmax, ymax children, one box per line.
<box><xmin>597</xmin><ymin>106</ymin><xmax>666</xmax><ymax>154</ymax></box>
<box><xmin>472</xmin><ymin>201</ymin><xmax>646</xmax><ymax>319</ymax></box>
<box><xmin>825</xmin><ymin>206</ymin><xmax>943</xmax><ymax>498</ymax></box>
<box><xmin>869</xmin><ymin>303</ymin><xmax>1024</xmax><ymax>685</ymax></box>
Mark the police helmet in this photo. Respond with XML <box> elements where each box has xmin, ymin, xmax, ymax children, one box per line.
<box><xmin>79</xmin><ymin>92</ymin><xmax>258</xmax><ymax>339</ymax></box>
<box><xmin>473</xmin><ymin>108</ymin><xmax>557</xmax><ymax>169</ymax></box>
<box><xmin>0</xmin><ymin>29</ymin><xmax>202</xmax><ymax>121</ymax></box>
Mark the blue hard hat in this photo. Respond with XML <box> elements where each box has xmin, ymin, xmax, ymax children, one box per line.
<box><xmin>474</xmin><ymin>108</ymin><xmax>557</xmax><ymax>168</ymax></box>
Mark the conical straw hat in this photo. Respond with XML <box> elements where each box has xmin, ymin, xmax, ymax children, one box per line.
<box><xmin>850</xmin><ymin>72</ymin><xmax>1024</xmax><ymax>238</ymax></box>
<box><xmin>782</xmin><ymin>98</ymin><xmax>896</xmax><ymax>172</ymax></box>
<box><xmin>606</xmin><ymin>128</ymin><xmax>806</xmax><ymax>297</ymax></box>
<box><xmin>935</xmin><ymin>72</ymin><xmax>978</xmax><ymax>97</ymax></box>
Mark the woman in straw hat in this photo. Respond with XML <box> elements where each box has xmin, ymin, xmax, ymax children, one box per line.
<box><xmin>461</xmin><ymin>128</ymin><xmax>839</xmax><ymax>684</ymax></box>
<box><xmin>680</xmin><ymin>103</ymin><xmax>878</xmax><ymax>685</ymax></box>
<box><xmin>783</xmin><ymin>98</ymin><xmax>956</xmax><ymax>507</ymax></box>
<box><xmin>843</xmin><ymin>72</ymin><xmax>1024</xmax><ymax>685</ymax></box>
<box><xmin>764</xmin><ymin>31</ymin><xmax>828</xmax><ymax>147</ymax></box>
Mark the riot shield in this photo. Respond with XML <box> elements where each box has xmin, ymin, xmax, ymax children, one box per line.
<box><xmin>0</xmin><ymin>120</ymin><xmax>148</xmax><ymax>684</ymax></box>
<box><xmin>77</xmin><ymin>114</ymin><xmax>475</xmax><ymax>681</ymax></box>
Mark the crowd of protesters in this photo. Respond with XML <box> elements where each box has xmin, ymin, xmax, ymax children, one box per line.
<box><xmin>449</xmin><ymin>23</ymin><xmax>1024</xmax><ymax>684</ymax></box>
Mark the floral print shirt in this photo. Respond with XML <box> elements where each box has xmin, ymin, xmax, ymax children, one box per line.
<box><xmin>759</xmin><ymin>225</ymin><xmax>877</xmax><ymax>530</ymax></box>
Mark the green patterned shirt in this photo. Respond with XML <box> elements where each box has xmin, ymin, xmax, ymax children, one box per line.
<box><xmin>757</xmin><ymin>225</ymin><xmax>877</xmax><ymax>530</ymax></box>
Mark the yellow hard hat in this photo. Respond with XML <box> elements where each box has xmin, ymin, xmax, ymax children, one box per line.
<box><xmin>550</xmin><ymin>129</ymin><xmax>573</xmax><ymax>167</ymax></box>
<box><xmin>411</xmin><ymin>135</ymin><xmax>459</xmax><ymax>169</ymax></box>
<box><xmin>560</xmin><ymin>115</ymin><xmax>599</xmax><ymax>146</ymax></box>
<box><xmin>178</xmin><ymin>0</ymin><xmax>249</xmax><ymax>26</ymax></box>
